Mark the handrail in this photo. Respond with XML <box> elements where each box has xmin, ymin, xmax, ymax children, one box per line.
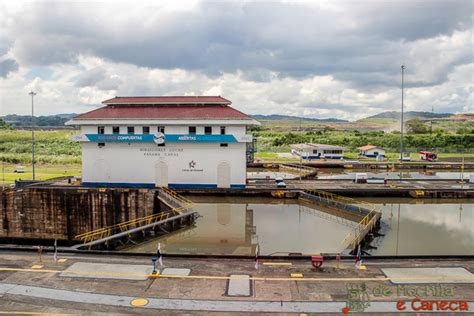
<box><xmin>159</xmin><ymin>186</ymin><xmax>195</xmax><ymax>206</ymax></box>
<box><xmin>280</xmin><ymin>163</ymin><xmax>317</xmax><ymax>177</ymax></box>
<box><xmin>302</xmin><ymin>189</ymin><xmax>381</xmax><ymax>252</ymax></box>
<box><xmin>74</xmin><ymin>187</ymin><xmax>195</xmax><ymax>244</ymax></box>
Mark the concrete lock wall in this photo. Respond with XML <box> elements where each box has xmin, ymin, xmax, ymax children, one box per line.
<box><xmin>82</xmin><ymin>142</ymin><xmax>247</xmax><ymax>188</ymax></box>
<box><xmin>0</xmin><ymin>187</ymin><xmax>156</xmax><ymax>242</ymax></box>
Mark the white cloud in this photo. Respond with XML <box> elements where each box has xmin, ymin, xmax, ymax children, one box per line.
<box><xmin>0</xmin><ymin>0</ymin><xmax>472</xmax><ymax>119</ymax></box>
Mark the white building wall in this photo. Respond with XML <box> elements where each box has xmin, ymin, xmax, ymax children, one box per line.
<box><xmin>81</xmin><ymin>141</ymin><xmax>247</xmax><ymax>188</ymax></box>
<box><xmin>364</xmin><ymin>148</ymin><xmax>386</xmax><ymax>157</ymax></box>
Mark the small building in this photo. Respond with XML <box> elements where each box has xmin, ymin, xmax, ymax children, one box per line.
<box><xmin>291</xmin><ymin>143</ymin><xmax>345</xmax><ymax>159</ymax></box>
<box><xmin>66</xmin><ymin>96</ymin><xmax>260</xmax><ymax>188</ymax></box>
<box><xmin>357</xmin><ymin>145</ymin><xmax>386</xmax><ymax>158</ymax></box>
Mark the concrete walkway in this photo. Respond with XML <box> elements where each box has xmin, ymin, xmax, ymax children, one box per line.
<box><xmin>1</xmin><ymin>252</ymin><xmax>473</xmax><ymax>314</ymax></box>
<box><xmin>1</xmin><ymin>283</ymin><xmax>472</xmax><ymax>313</ymax></box>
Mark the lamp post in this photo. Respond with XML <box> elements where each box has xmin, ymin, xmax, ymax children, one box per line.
<box><xmin>29</xmin><ymin>91</ymin><xmax>37</xmax><ymax>180</ymax></box>
<box><xmin>400</xmin><ymin>65</ymin><xmax>405</xmax><ymax>163</ymax></box>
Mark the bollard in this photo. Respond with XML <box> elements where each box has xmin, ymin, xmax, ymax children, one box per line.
<box><xmin>37</xmin><ymin>245</ymin><xmax>44</xmax><ymax>262</ymax></box>
<box><xmin>336</xmin><ymin>254</ymin><xmax>341</xmax><ymax>269</ymax></box>
<box><xmin>151</xmin><ymin>257</ymin><xmax>158</xmax><ymax>274</ymax></box>
<box><xmin>311</xmin><ymin>255</ymin><xmax>324</xmax><ymax>268</ymax></box>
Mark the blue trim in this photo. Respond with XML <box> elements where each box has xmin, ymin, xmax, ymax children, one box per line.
<box><xmin>85</xmin><ymin>133</ymin><xmax>239</xmax><ymax>143</ymax></box>
<box><xmin>82</xmin><ymin>182</ymin><xmax>246</xmax><ymax>189</ymax></box>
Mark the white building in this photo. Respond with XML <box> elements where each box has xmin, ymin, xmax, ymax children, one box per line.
<box><xmin>291</xmin><ymin>143</ymin><xmax>345</xmax><ymax>159</ymax></box>
<box><xmin>66</xmin><ymin>96</ymin><xmax>259</xmax><ymax>188</ymax></box>
<box><xmin>357</xmin><ymin>145</ymin><xmax>386</xmax><ymax>158</ymax></box>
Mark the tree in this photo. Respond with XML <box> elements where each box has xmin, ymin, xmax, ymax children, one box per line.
<box><xmin>0</xmin><ymin>118</ymin><xmax>11</xmax><ymax>129</ymax></box>
<box><xmin>406</xmin><ymin>118</ymin><xmax>428</xmax><ymax>134</ymax></box>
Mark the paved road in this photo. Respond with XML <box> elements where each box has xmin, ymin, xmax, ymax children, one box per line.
<box><xmin>0</xmin><ymin>252</ymin><xmax>473</xmax><ymax>314</ymax></box>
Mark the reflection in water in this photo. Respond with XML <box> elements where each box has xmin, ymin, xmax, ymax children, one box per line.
<box><xmin>366</xmin><ymin>198</ymin><xmax>474</xmax><ymax>255</ymax></box>
<box><xmin>318</xmin><ymin>169</ymin><xmax>471</xmax><ymax>180</ymax></box>
<box><xmin>123</xmin><ymin>199</ymin><xmax>353</xmax><ymax>255</ymax></box>
<box><xmin>122</xmin><ymin>197</ymin><xmax>473</xmax><ymax>256</ymax></box>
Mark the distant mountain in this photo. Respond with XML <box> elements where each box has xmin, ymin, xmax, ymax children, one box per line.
<box><xmin>365</xmin><ymin>111</ymin><xmax>453</xmax><ymax>120</ymax></box>
<box><xmin>251</xmin><ymin>114</ymin><xmax>348</xmax><ymax>123</ymax></box>
<box><xmin>2</xmin><ymin>113</ymin><xmax>77</xmax><ymax>128</ymax></box>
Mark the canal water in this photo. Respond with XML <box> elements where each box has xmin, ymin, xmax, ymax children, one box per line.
<box><xmin>317</xmin><ymin>169</ymin><xmax>471</xmax><ymax>181</ymax></box>
<box><xmin>122</xmin><ymin>197</ymin><xmax>354</xmax><ymax>255</ymax></box>
<box><xmin>122</xmin><ymin>197</ymin><xmax>473</xmax><ymax>256</ymax></box>
<box><xmin>362</xmin><ymin>198</ymin><xmax>473</xmax><ymax>256</ymax></box>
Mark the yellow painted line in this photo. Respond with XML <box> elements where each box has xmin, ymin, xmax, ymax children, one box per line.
<box><xmin>58</xmin><ymin>258</ymin><xmax>68</xmax><ymax>263</ymax></box>
<box><xmin>31</xmin><ymin>265</ymin><xmax>43</xmax><ymax>269</ymax></box>
<box><xmin>358</xmin><ymin>265</ymin><xmax>367</xmax><ymax>270</ymax></box>
<box><xmin>0</xmin><ymin>267</ymin><xmax>61</xmax><ymax>273</ymax></box>
<box><xmin>246</xmin><ymin>185</ymin><xmax>257</xmax><ymax>188</ymax></box>
<box><xmin>130</xmin><ymin>298</ymin><xmax>149</xmax><ymax>307</ymax></box>
<box><xmin>262</xmin><ymin>262</ymin><xmax>292</xmax><ymax>266</ymax></box>
<box><xmin>1</xmin><ymin>267</ymin><xmax>474</xmax><ymax>283</ymax></box>
<box><xmin>291</xmin><ymin>273</ymin><xmax>303</xmax><ymax>278</ymax></box>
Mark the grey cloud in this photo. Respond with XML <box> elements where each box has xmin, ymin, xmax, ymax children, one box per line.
<box><xmin>5</xmin><ymin>0</ymin><xmax>473</xmax><ymax>91</ymax></box>
<box><xmin>349</xmin><ymin>0</ymin><xmax>473</xmax><ymax>41</ymax></box>
<box><xmin>75</xmin><ymin>68</ymin><xmax>106</xmax><ymax>87</ymax></box>
<box><xmin>75</xmin><ymin>67</ymin><xmax>122</xmax><ymax>90</ymax></box>
<box><xmin>0</xmin><ymin>59</ymin><xmax>18</xmax><ymax>77</ymax></box>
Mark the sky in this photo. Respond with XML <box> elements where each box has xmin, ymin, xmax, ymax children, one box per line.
<box><xmin>0</xmin><ymin>0</ymin><xmax>472</xmax><ymax>120</ymax></box>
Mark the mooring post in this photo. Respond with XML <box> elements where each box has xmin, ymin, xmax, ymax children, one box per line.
<box><xmin>151</xmin><ymin>257</ymin><xmax>158</xmax><ymax>274</ymax></box>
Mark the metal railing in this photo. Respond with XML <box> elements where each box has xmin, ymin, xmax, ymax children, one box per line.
<box><xmin>340</xmin><ymin>208</ymin><xmax>380</xmax><ymax>252</ymax></box>
<box><xmin>74</xmin><ymin>211</ymin><xmax>174</xmax><ymax>244</ymax></box>
<box><xmin>297</xmin><ymin>203</ymin><xmax>358</xmax><ymax>228</ymax></box>
<box><xmin>158</xmin><ymin>186</ymin><xmax>194</xmax><ymax>214</ymax></box>
<box><xmin>301</xmin><ymin>189</ymin><xmax>381</xmax><ymax>252</ymax></box>
<box><xmin>74</xmin><ymin>187</ymin><xmax>195</xmax><ymax>244</ymax></box>
<box><xmin>280</xmin><ymin>163</ymin><xmax>317</xmax><ymax>177</ymax></box>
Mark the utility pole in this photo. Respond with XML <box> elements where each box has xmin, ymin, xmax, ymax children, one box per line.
<box><xmin>29</xmin><ymin>91</ymin><xmax>37</xmax><ymax>180</ymax></box>
<box><xmin>400</xmin><ymin>65</ymin><xmax>405</xmax><ymax>163</ymax></box>
<box><xmin>430</xmin><ymin>104</ymin><xmax>434</xmax><ymax>136</ymax></box>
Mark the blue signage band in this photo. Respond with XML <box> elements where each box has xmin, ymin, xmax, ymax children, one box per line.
<box><xmin>85</xmin><ymin>134</ymin><xmax>239</xmax><ymax>143</ymax></box>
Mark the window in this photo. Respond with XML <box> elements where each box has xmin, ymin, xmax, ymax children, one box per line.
<box><xmin>98</xmin><ymin>126</ymin><xmax>105</xmax><ymax>134</ymax></box>
<box><xmin>204</xmin><ymin>126</ymin><xmax>212</xmax><ymax>135</ymax></box>
<box><xmin>112</xmin><ymin>126</ymin><xmax>120</xmax><ymax>134</ymax></box>
<box><xmin>220</xmin><ymin>143</ymin><xmax>228</xmax><ymax>147</ymax></box>
<box><xmin>189</xmin><ymin>126</ymin><xmax>196</xmax><ymax>134</ymax></box>
<box><xmin>143</xmin><ymin>126</ymin><xmax>150</xmax><ymax>134</ymax></box>
<box><xmin>158</xmin><ymin>126</ymin><xmax>165</xmax><ymax>134</ymax></box>
<box><xmin>220</xmin><ymin>126</ymin><xmax>226</xmax><ymax>135</ymax></box>
<box><xmin>127</xmin><ymin>126</ymin><xmax>134</xmax><ymax>134</ymax></box>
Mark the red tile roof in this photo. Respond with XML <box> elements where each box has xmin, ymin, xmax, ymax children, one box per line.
<box><xmin>73</xmin><ymin>105</ymin><xmax>253</xmax><ymax>120</ymax></box>
<box><xmin>102</xmin><ymin>96</ymin><xmax>231</xmax><ymax>105</ymax></box>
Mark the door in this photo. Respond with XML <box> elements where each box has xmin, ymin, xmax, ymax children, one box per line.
<box><xmin>155</xmin><ymin>160</ymin><xmax>168</xmax><ymax>187</ymax></box>
<box><xmin>217</xmin><ymin>161</ymin><xmax>231</xmax><ymax>188</ymax></box>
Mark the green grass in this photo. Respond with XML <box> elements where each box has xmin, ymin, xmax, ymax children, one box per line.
<box><xmin>0</xmin><ymin>163</ymin><xmax>81</xmax><ymax>185</ymax></box>
<box><xmin>0</xmin><ymin>129</ymin><xmax>81</xmax><ymax>164</ymax></box>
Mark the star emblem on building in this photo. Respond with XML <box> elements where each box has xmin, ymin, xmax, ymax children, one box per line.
<box><xmin>189</xmin><ymin>160</ymin><xmax>196</xmax><ymax>168</ymax></box>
